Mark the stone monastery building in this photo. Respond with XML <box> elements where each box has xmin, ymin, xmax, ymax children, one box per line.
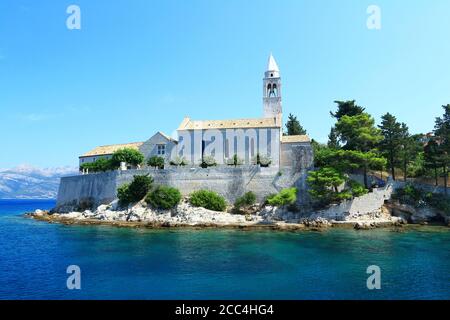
<box><xmin>79</xmin><ymin>54</ymin><xmax>311</xmax><ymax>169</ymax></box>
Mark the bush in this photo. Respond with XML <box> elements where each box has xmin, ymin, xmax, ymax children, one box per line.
<box><xmin>80</xmin><ymin>158</ymin><xmax>114</xmax><ymax>173</ymax></box>
<box><xmin>111</xmin><ymin>148</ymin><xmax>145</xmax><ymax>168</ymax></box>
<box><xmin>259</xmin><ymin>155</ymin><xmax>272</xmax><ymax>167</ymax></box>
<box><xmin>200</xmin><ymin>156</ymin><xmax>217</xmax><ymax>168</ymax></box>
<box><xmin>227</xmin><ymin>154</ymin><xmax>244</xmax><ymax>166</ymax></box>
<box><xmin>147</xmin><ymin>156</ymin><xmax>165</xmax><ymax>169</ymax></box>
<box><xmin>348</xmin><ymin>180</ymin><xmax>368</xmax><ymax>197</ymax></box>
<box><xmin>190</xmin><ymin>190</ymin><xmax>227</xmax><ymax>212</ymax></box>
<box><xmin>170</xmin><ymin>156</ymin><xmax>188</xmax><ymax>166</ymax></box>
<box><xmin>146</xmin><ymin>186</ymin><xmax>181</xmax><ymax>210</ymax></box>
<box><xmin>266</xmin><ymin>188</ymin><xmax>298</xmax><ymax>206</ymax></box>
<box><xmin>233</xmin><ymin>191</ymin><xmax>257</xmax><ymax>214</ymax></box>
<box><xmin>234</xmin><ymin>192</ymin><xmax>257</xmax><ymax>208</ymax></box>
<box><xmin>117</xmin><ymin>183</ymin><xmax>132</xmax><ymax>206</ymax></box>
<box><xmin>117</xmin><ymin>175</ymin><xmax>153</xmax><ymax>206</ymax></box>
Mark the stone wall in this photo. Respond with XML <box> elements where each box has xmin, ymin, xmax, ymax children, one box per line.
<box><xmin>55</xmin><ymin>166</ymin><xmax>310</xmax><ymax>212</ymax></box>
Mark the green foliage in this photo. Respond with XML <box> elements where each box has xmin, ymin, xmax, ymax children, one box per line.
<box><xmin>170</xmin><ymin>156</ymin><xmax>188</xmax><ymax>166</ymax></box>
<box><xmin>330</xmin><ymin>100</ymin><xmax>365</xmax><ymax>120</ymax></box>
<box><xmin>348</xmin><ymin>180</ymin><xmax>369</xmax><ymax>197</ymax></box>
<box><xmin>378</xmin><ymin>113</ymin><xmax>405</xmax><ymax>180</ymax></box>
<box><xmin>266</xmin><ymin>188</ymin><xmax>298</xmax><ymax>207</ymax></box>
<box><xmin>393</xmin><ymin>184</ymin><xmax>450</xmax><ymax>213</ymax></box>
<box><xmin>117</xmin><ymin>183</ymin><xmax>132</xmax><ymax>206</ymax></box>
<box><xmin>307</xmin><ymin>168</ymin><xmax>368</xmax><ymax>207</ymax></box>
<box><xmin>145</xmin><ymin>186</ymin><xmax>181</xmax><ymax>210</ymax></box>
<box><xmin>234</xmin><ymin>192</ymin><xmax>257</xmax><ymax>208</ymax></box>
<box><xmin>335</xmin><ymin>113</ymin><xmax>383</xmax><ymax>152</ymax></box>
<box><xmin>190</xmin><ymin>190</ymin><xmax>227</xmax><ymax>212</ymax></box>
<box><xmin>147</xmin><ymin>156</ymin><xmax>165</xmax><ymax>169</ymax></box>
<box><xmin>200</xmin><ymin>156</ymin><xmax>217</xmax><ymax>168</ymax></box>
<box><xmin>124</xmin><ymin>174</ymin><xmax>153</xmax><ymax>203</ymax></box>
<box><xmin>80</xmin><ymin>158</ymin><xmax>114</xmax><ymax>173</ymax></box>
<box><xmin>227</xmin><ymin>154</ymin><xmax>244</xmax><ymax>166</ymax></box>
<box><xmin>327</xmin><ymin>127</ymin><xmax>340</xmax><ymax>149</ymax></box>
<box><xmin>111</xmin><ymin>148</ymin><xmax>145</xmax><ymax>168</ymax></box>
<box><xmin>285</xmin><ymin>113</ymin><xmax>307</xmax><ymax>136</ymax></box>
<box><xmin>307</xmin><ymin>167</ymin><xmax>346</xmax><ymax>205</ymax></box>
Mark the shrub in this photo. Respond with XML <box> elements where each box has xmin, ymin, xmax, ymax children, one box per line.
<box><xmin>127</xmin><ymin>174</ymin><xmax>153</xmax><ymax>203</ymax></box>
<box><xmin>80</xmin><ymin>158</ymin><xmax>114</xmax><ymax>173</ymax></box>
<box><xmin>227</xmin><ymin>154</ymin><xmax>244</xmax><ymax>167</ymax></box>
<box><xmin>170</xmin><ymin>156</ymin><xmax>188</xmax><ymax>166</ymax></box>
<box><xmin>117</xmin><ymin>183</ymin><xmax>132</xmax><ymax>206</ymax></box>
<box><xmin>234</xmin><ymin>192</ymin><xmax>256</xmax><ymax>208</ymax></box>
<box><xmin>259</xmin><ymin>155</ymin><xmax>272</xmax><ymax>167</ymax></box>
<box><xmin>147</xmin><ymin>156</ymin><xmax>165</xmax><ymax>169</ymax></box>
<box><xmin>233</xmin><ymin>191</ymin><xmax>257</xmax><ymax>214</ymax></box>
<box><xmin>266</xmin><ymin>188</ymin><xmax>298</xmax><ymax>207</ymax></box>
<box><xmin>200</xmin><ymin>156</ymin><xmax>217</xmax><ymax>168</ymax></box>
<box><xmin>190</xmin><ymin>190</ymin><xmax>227</xmax><ymax>212</ymax></box>
<box><xmin>146</xmin><ymin>186</ymin><xmax>181</xmax><ymax>210</ymax></box>
<box><xmin>348</xmin><ymin>180</ymin><xmax>368</xmax><ymax>197</ymax></box>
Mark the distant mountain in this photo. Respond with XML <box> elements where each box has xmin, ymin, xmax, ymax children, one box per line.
<box><xmin>0</xmin><ymin>165</ymin><xmax>78</xmax><ymax>199</ymax></box>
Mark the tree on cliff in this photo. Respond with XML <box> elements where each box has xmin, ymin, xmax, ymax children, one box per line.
<box><xmin>285</xmin><ymin>113</ymin><xmax>307</xmax><ymax>135</ymax></box>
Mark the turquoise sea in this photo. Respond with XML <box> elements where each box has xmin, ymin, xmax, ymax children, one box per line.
<box><xmin>0</xmin><ymin>199</ymin><xmax>449</xmax><ymax>300</ymax></box>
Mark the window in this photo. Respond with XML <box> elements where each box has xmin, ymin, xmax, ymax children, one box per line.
<box><xmin>157</xmin><ymin>144</ymin><xmax>166</xmax><ymax>155</ymax></box>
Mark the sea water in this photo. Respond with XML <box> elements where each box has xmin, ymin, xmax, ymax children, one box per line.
<box><xmin>0</xmin><ymin>199</ymin><xmax>448</xmax><ymax>300</ymax></box>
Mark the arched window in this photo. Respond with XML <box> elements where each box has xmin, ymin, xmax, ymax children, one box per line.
<box><xmin>272</xmin><ymin>84</ymin><xmax>278</xmax><ymax>97</ymax></box>
<box><xmin>267</xmin><ymin>84</ymin><xmax>272</xmax><ymax>96</ymax></box>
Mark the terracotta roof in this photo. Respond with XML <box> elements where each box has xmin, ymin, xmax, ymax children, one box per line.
<box><xmin>80</xmin><ymin>142</ymin><xmax>144</xmax><ymax>158</ymax></box>
<box><xmin>281</xmin><ymin>135</ymin><xmax>310</xmax><ymax>143</ymax></box>
<box><xmin>177</xmin><ymin>116</ymin><xmax>282</xmax><ymax>130</ymax></box>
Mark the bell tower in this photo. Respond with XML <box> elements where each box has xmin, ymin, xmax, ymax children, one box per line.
<box><xmin>263</xmin><ymin>53</ymin><xmax>282</xmax><ymax>118</ymax></box>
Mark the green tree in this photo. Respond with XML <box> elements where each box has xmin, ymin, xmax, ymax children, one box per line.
<box><xmin>434</xmin><ymin>104</ymin><xmax>450</xmax><ymax>194</ymax></box>
<box><xmin>334</xmin><ymin>112</ymin><xmax>384</xmax><ymax>187</ymax></box>
<box><xmin>330</xmin><ymin>100</ymin><xmax>365</xmax><ymax>120</ymax></box>
<box><xmin>111</xmin><ymin>148</ymin><xmax>145</xmax><ymax>168</ymax></box>
<box><xmin>285</xmin><ymin>113</ymin><xmax>307</xmax><ymax>135</ymax></box>
<box><xmin>127</xmin><ymin>174</ymin><xmax>153</xmax><ymax>203</ymax></box>
<box><xmin>327</xmin><ymin>127</ymin><xmax>340</xmax><ymax>149</ymax></box>
<box><xmin>378</xmin><ymin>113</ymin><xmax>404</xmax><ymax>181</ymax></box>
<box><xmin>307</xmin><ymin>167</ymin><xmax>349</xmax><ymax>205</ymax></box>
<box><xmin>147</xmin><ymin>156</ymin><xmax>165</xmax><ymax>169</ymax></box>
<box><xmin>424</xmin><ymin>139</ymin><xmax>441</xmax><ymax>186</ymax></box>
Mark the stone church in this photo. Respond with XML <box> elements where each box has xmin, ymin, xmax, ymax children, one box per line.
<box><xmin>79</xmin><ymin>54</ymin><xmax>311</xmax><ymax>170</ymax></box>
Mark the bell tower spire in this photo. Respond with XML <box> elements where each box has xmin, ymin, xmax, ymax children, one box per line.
<box><xmin>263</xmin><ymin>53</ymin><xmax>282</xmax><ymax>118</ymax></box>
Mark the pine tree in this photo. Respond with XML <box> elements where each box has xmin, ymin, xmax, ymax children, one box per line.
<box><xmin>285</xmin><ymin>113</ymin><xmax>307</xmax><ymax>136</ymax></box>
<box><xmin>378</xmin><ymin>113</ymin><xmax>403</xmax><ymax>181</ymax></box>
<box><xmin>424</xmin><ymin>139</ymin><xmax>441</xmax><ymax>186</ymax></box>
<box><xmin>327</xmin><ymin>127</ymin><xmax>340</xmax><ymax>149</ymax></box>
<box><xmin>434</xmin><ymin>104</ymin><xmax>450</xmax><ymax>194</ymax></box>
<box><xmin>330</xmin><ymin>100</ymin><xmax>365</xmax><ymax>121</ymax></box>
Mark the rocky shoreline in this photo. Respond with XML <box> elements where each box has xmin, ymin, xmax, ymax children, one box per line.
<box><xmin>27</xmin><ymin>197</ymin><xmax>435</xmax><ymax>231</ymax></box>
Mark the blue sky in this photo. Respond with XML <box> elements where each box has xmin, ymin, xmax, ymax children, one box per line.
<box><xmin>1</xmin><ymin>0</ymin><xmax>450</xmax><ymax>168</ymax></box>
